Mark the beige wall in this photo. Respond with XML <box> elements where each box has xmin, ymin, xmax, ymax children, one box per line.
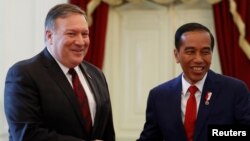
<box><xmin>0</xmin><ymin>0</ymin><xmax>67</xmax><ymax>140</ymax></box>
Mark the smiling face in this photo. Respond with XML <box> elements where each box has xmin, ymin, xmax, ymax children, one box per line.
<box><xmin>46</xmin><ymin>13</ymin><xmax>90</xmax><ymax>68</ymax></box>
<box><xmin>174</xmin><ymin>30</ymin><xmax>212</xmax><ymax>84</ymax></box>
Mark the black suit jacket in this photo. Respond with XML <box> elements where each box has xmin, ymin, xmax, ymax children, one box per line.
<box><xmin>137</xmin><ymin>70</ymin><xmax>250</xmax><ymax>141</ymax></box>
<box><xmin>4</xmin><ymin>48</ymin><xmax>115</xmax><ymax>141</ymax></box>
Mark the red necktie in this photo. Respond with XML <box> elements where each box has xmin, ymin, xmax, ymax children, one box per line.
<box><xmin>68</xmin><ymin>68</ymin><xmax>92</xmax><ymax>134</ymax></box>
<box><xmin>184</xmin><ymin>85</ymin><xmax>198</xmax><ymax>141</ymax></box>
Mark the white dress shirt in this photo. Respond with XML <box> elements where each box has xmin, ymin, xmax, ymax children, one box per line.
<box><xmin>47</xmin><ymin>48</ymin><xmax>96</xmax><ymax>124</ymax></box>
<box><xmin>181</xmin><ymin>73</ymin><xmax>207</xmax><ymax>122</ymax></box>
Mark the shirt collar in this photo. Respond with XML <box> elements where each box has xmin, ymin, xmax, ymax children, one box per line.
<box><xmin>181</xmin><ymin>73</ymin><xmax>207</xmax><ymax>96</ymax></box>
<box><xmin>47</xmin><ymin>47</ymin><xmax>77</xmax><ymax>75</ymax></box>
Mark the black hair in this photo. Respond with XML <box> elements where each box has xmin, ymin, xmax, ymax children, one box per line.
<box><xmin>174</xmin><ymin>22</ymin><xmax>214</xmax><ymax>51</ymax></box>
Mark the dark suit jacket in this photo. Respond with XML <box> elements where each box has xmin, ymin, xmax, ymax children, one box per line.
<box><xmin>137</xmin><ymin>70</ymin><xmax>250</xmax><ymax>141</ymax></box>
<box><xmin>4</xmin><ymin>48</ymin><xmax>115</xmax><ymax>141</ymax></box>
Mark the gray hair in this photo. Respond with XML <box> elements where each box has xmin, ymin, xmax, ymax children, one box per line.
<box><xmin>45</xmin><ymin>3</ymin><xmax>86</xmax><ymax>30</ymax></box>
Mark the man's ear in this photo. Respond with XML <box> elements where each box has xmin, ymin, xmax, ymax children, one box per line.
<box><xmin>174</xmin><ymin>48</ymin><xmax>180</xmax><ymax>63</ymax></box>
<box><xmin>45</xmin><ymin>30</ymin><xmax>53</xmax><ymax>45</ymax></box>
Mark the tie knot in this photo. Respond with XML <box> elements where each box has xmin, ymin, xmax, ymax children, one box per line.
<box><xmin>68</xmin><ymin>68</ymin><xmax>77</xmax><ymax>76</ymax></box>
<box><xmin>188</xmin><ymin>85</ymin><xmax>198</xmax><ymax>95</ymax></box>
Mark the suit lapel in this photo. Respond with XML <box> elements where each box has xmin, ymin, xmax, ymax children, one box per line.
<box><xmin>79</xmin><ymin>63</ymin><xmax>101</xmax><ymax>136</ymax></box>
<box><xmin>79</xmin><ymin>63</ymin><xmax>99</xmax><ymax>105</ymax></box>
<box><xmin>171</xmin><ymin>75</ymin><xmax>188</xmax><ymax>140</ymax></box>
<box><xmin>42</xmin><ymin>49</ymin><xmax>86</xmax><ymax>127</ymax></box>
<box><xmin>194</xmin><ymin>70</ymin><xmax>221</xmax><ymax>140</ymax></box>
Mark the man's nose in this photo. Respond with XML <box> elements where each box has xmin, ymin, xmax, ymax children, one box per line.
<box><xmin>75</xmin><ymin>34</ymin><xmax>85</xmax><ymax>45</ymax></box>
<box><xmin>193</xmin><ymin>53</ymin><xmax>203</xmax><ymax>62</ymax></box>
